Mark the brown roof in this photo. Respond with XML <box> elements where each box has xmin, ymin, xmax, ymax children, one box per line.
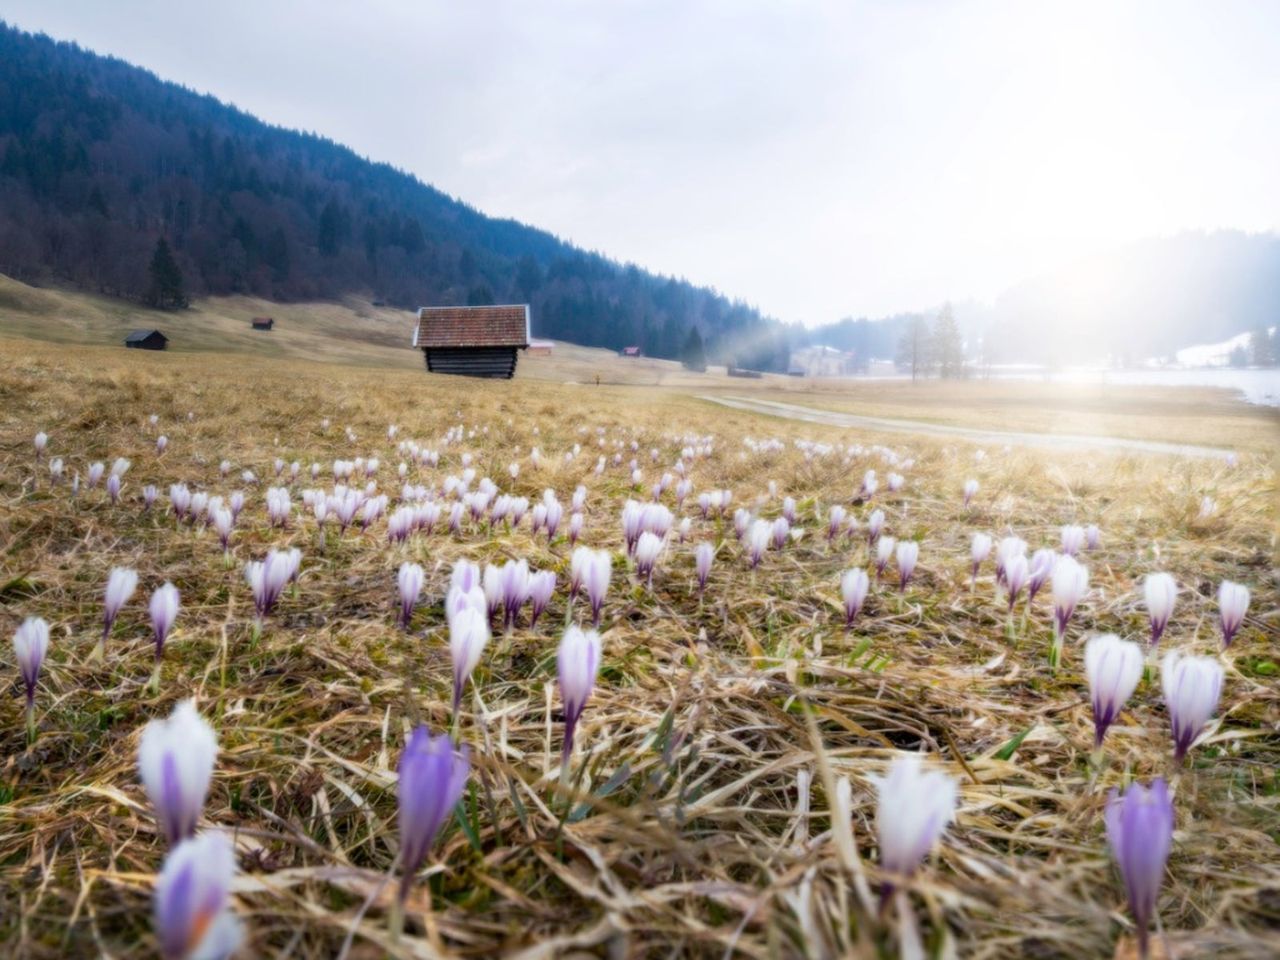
<box><xmin>415</xmin><ymin>305</ymin><xmax>529</xmax><ymax>348</ymax></box>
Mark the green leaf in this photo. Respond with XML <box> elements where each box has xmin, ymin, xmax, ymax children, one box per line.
<box><xmin>994</xmin><ymin>726</ymin><xmax>1034</xmax><ymax>761</ymax></box>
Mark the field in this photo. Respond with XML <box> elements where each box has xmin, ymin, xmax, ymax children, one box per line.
<box><xmin>1</xmin><ymin>305</ymin><xmax>1279</xmax><ymax>959</ymax></box>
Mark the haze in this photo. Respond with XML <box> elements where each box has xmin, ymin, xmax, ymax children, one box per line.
<box><xmin>8</xmin><ymin>0</ymin><xmax>1278</xmax><ymax>324</ymax></box>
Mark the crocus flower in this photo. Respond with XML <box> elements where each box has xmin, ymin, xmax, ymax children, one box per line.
<box><xmin>994</xmin><ymin>536</ymin><xmax>1026</xmax><ymax>585</ymax></box>
<box><xmin>1161</xmin><ymin>650</ymin><xmax>1224</xmax><ymax>762</ymax></box>
<box><xmin>1061</xmin><ymin>524</ymin><xmax>1085</xmax><ymax>557</ymax></box>
<box><xmin>156</xmin><ymin>435</ymin><xmax>168</xmax><ymax>454</ymax></box>
<box><xmin>170</xmin><ymin>484</ymin><xmax>191</xmax><ymax>520</ymax></box>
<box><xmin>529</xmin><ymin>570</ymin><xmax>556</xmax><ymax>627</ymax></box>
<box><xmin>867</xmin><ymin>509</ymin><xmax>884</xmax><ymax>543</ymax></box>
<box><xmin>144</xmin><ymin>485</ymin><xmax>157</xmax><ymax>510</ymax></box>
<box><xmin>733</xmin><ymin>507</ymin><xmax>751</xmax><ymax>541</ymax></box>
<box><xmin>1051</xmin><ymin>555</ymin><xmax>1088</xmax><ymax>640</ymax></box>
<box><xmin>14</xmin><ymin>617</ymin><xmax>49</xmax><ymax>739</ymax></box>
<box><xmin>875</xmin><ymin>535</ymin><xmax>896</xmax><ymax>580</ymax></box>
<box><xmin>107</xmin><ymin>472</ymin><xmax>122</xmax><ymax>504</ymax></box>
<box><xmin>149</xmin><ymin>583</ymin><xmax>181</xmax><ymax>661</ymax></box>
<box><xmin>138</xmin><ymin>699</ymin><xmax>217</xmax><ymax>845</ymax></box>
<box><xmin>695</xmin><ymin>542</ymin><xmax>714</xmax><ymax>595</ymax></box>
<box><xmin>451</xmin><ymin>559</ymin><xmax>481</xmax><ymax>596</ymax></box>
<box><xmin>568</xmin><ymin>511</ymin><xmax>583</xmax><ymax>545</ymax></box>
<box><xmin>583</xmin><ymin>549</ymin><xmax>612</xmax><ymax>626</ymax></box>
<box><xmin>49</xmin><ymin>457</ymin><xmax>63</xmax><ymax>482</ymax></box>
<box><xmin>770</xmin><ymin>516</ymin><xmax>790</xmax><ymax>551</ymax></box>
<box><xmin>245</xmin><ymin>551</ymin><xmax>293</xmax><ymax>623</ymax></box>
<box><xmin>482</xmin><ymin>564</ymin><xmax>503</xmax><ymax>621</ymax></box>
<box><xmin>88</xmin><ymin>462</ymin><xmax>105</xmax><ymax>488</ymax></box>
<box><xmin>153</xmin><ymin>831</ymin><xmax>243</xmax><ymax>960</ymax></box>
<box><xmin>34</xmin><ymin>431</ymin><xmax>47</xmax><ymax>457</ymax></box>
<box><xmin>874</xmin><ymin>753</ymin><xmax>957</xmax><ymax>893</ymax></box>
<box><xmin>1084</xmin><ymin>634</ymin><xmax>1143</xmax><ymax>747</ymax></box>
<box><xmin>634</xmin><ymin>532</ymin><xmax>663</xmax><ymax>586</ymax></box>
<box><xmin>1026</xmin><ymin>548</ymin><xmax>1055</xmax><ymax>603</ymax></box>
<box><xmin>895</xmin><ymin>540</ymin><xmax>919</xmax><ymax>591</ymax></box>
<box><xmin>962</xmin><ymin>478</ymin><xmax>978</xmax><ymax>507</ymax></box>
<box><xmin>558</xmin><ymin>625</ymin><xmax>602</xmax><ymax>763</ymax></box>
<box><xmin>827</xmin><ymin>505</ymin><xmax>847</xmax><ymax>542</ymax></box>
<box><xmin>449</xmin><ymin>606</ymin><xmax>489</xmax><ymax>712</ymax></box>
<box><xmin>500</xmin><ymin>559</ymin><xmax>531</xmax><ymax>629</ymax></box>
<box><xmin>397</xmin><ymin>562</ymin><xmax>425</xmax><ymax>628</ymax></box>
<box><xmin>1104</xmin><ymin>778</ymin><xmax>1174</xmax><ymax>960</ymax></box>
<box><xmin>1217</xmin><ymin>581</ymin><xmax>1250</xmax><ymax>647</ymax></box>
<box><xmin>397</xmin><ymin>726</ymin><xmax>470</xmax><ymax>902</ymax></box>
<box><xmin>1085</xmin><ymin>524</ymin><xmax>1100</xmax><ymax>550</ymax></box>
<box><xmin>102</xmin><ymin>566</ymin><xmax>139</xmax><ymax>649</ymax></box>
<box><xmin>970</xmin><ymin>533</ymin><xmax>992</xmax><ymax>587</ymax></box>
<box><xmin>1142</xmin><ymin>572</ymin><xmax>1176</xmax><ymax>646</ymax></box>
<box><xmin>211</xmin><ymin>507</ymin><xmax>233</xmax><ymax>551</ymax></box>
<box><xmin>841</xmin><ymin>568</ymin><xmax>869</xmax><ymax>627</ymax></box>
<box><xmin>1004</xmin><ymin>553</ymin><xmax>1028</xmax><ymax>611</ymax></box>
<box><xmin>746</xmin><ymin>519</ymin><xmax>771</xmax><ymax>569</ymax></box>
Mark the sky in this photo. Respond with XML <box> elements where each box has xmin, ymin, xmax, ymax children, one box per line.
<box><xmin>6</xmin><ymin>0</ymin><xmax>1280</xmax><ymax>325</ymax></box>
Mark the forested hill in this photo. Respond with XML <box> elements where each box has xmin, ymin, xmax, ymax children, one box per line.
<box><xmin>0</xmin><ymin>23</ymin><xmax>792</xmax><ymax>369</ymax></box>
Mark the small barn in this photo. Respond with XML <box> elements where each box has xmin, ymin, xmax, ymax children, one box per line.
<box><xmin>124</xmin><ymin>329</ymin><xmax>168</xmax><ymax>351</ymax></box>
<box><xmin>413</xmin><ymin>304</ymin><xmax>530</xmax><ymax>379</ymax></box>
<box><xmin>621</xmin><ymin>346</ymin><xmax>642</xmax><ymax>358</ymax></box>
<box><xmin>251</xmin><ymin>316</ymin><xmax>274</xmax><ymax>331</ymax></box>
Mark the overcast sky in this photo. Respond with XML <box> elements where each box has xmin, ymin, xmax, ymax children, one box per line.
<box><xmin>7</xmin><ymin>1</ymin><xmax>1279</xmax><ymax>324</ymax></box>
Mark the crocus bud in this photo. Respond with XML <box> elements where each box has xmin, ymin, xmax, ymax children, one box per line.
<box><xmin>558</xmin><ymin>625</ymin><xmax>602</xmax><ymax>762</ymax></box>
<box><xmin>1142</xmin><ymin>572</ymin><xmax>1176</xmax><ymax>646</ymax></box>
<box><xmin>746</xmin><ymin>519</ymin><xmax>771</xmax><ymax>569</ymax></box>
<box><xmin>1060</xmin><ymin>524</ymin><xmax>1084</xmax><ymax>557</ymax></box>
<box><xmin>770</xmin><ymin>516</ymin><xmax>790</xmax><ymax>551</ymax></box>
<box><xmin>143</xmin><ymin>484</ymin><xmax>157</xmax><ymax>510</ymax></box>
<box><xmin>138</xmin><ymin>699</ymin><xmax>217</xmax><ymax>845</ymax></box>
<box><xmin>500</xmin><ymin>559</ymin><xmax>531</xmax><ymax>629</ymax></box>
<box><xmin>895</xmin><ymin>540</ymin><xmax>919</xmax><ymax>591</ymax></box>
<box><xmin>1004</xmin><ymin>553</ymin><xmax>1028</xmax><ymax>610</ymax></box>
<box><xmin>107</xmin><ymin>472</ymin><xmax>122</xmax><ymax>504</ymax></box>
<box><xmin>156</xmin><ymin>435</ymin><xmax>168</xmax><ymax>454</ymax></box>
<box><xmin>695</xmin><ymin>542</ymin><xmax>714</xmax><ymax>595</ymax></box>
<box><xmin>875</xmin><ymin>535</ymin><xmax>896</xmax><ymax>579</ymax></box>
<box><xmin>529</xmin><ymin>570</ymin><xmax>556</xmax><ymax>627</ymax></box>
<box><xmin>841</xmin><ymin>568</ymin><xmax>869</xmax><ymax>627</ymax></box>
<box><xmin>1104</xmin><ymin>779</ymin><xmax>1174</xmax><ymax>960</ymax></box>
<box><xmin>827</xmin><ymin>505</ymin><xmax>847</xmax><ymax>542</ymax></box>
<box><xmin>1217</xmin><ymin>580</ymin><xmax>1250</xmax><ymax>647</ymax></box>
<box><xmin>1085</xmin><ymin>524</ymin><xmax>1100</xmax><ymax>550</ymax></box>
<box><xmin>245</xmin><ymin>550</ymin><xmax>293</xmax><ymax>622</ymax></box>
<box><xmin>397</xmin><ymin>562</ymin><xmax>425</xmax><ymax>628</ymax></box>
<box><xmin>970</xmin><ymin>533</ymin><xmax>992</xmax><ymax>585</ymax></box>
<box><xmin>584</xmin><ymin>549</ymin><xmax>612</xmax><ymax>626</ymax></box>
<box><xmin>102</xmin><ymin>567</ymin><xmax>139</xmax><ymax>643</ymax></box>
<box><xmin>867</xmin><ymin>509</ymin><xmax>884</xmax><ymax>543</ymax></box>
<box><xmin>1051</xmin><ymin>556</ymin><xmax>1088</xmax><ymax>639</ymax></box>
<box><xmin>449</xmin><ymin>606</ymin><xmax>489</xmax><ymax>712</ymax></box>
<box><xmin>34</xmin><ymin>431</ymin><xmax>47</xmax><ymax>457</ymax></box>
<box><xmin>962</xmin><ymin>478</ymin><xmax>978</xmax><ymax>507</ymax></box>
<box><xmin>149</xmin><ymin>583</ymin><xmax>181</xmax><ymax>660</ymax></box>
<box><xmin>153</xmin><ymin>831</ymin><xmax>242</xmax><ymax>960</ymax></box>
<box><xmin>1161</xmin><ymin>650</ymin><xmax>1224</xmax><ymax>762</ymax></box>
<box><xmin>874</xmin><ymin>753</ymin><xmax>957</xmax><ymax>890</ymax></box>
<box><xmin>1084</xmin><ymin>634</ymin><xmax>1143</xmax><ymax>747</ymax></box>
<box><xmin>1026</xmin><ymin>548</ymin><xmax>1055</xmax><ymax>603</ymax></box>
<box><xmin>13</xmin><ymin>616</ymin><xmax>49</xmax><ymax>709</ymax></box>
<box><xmin>397</xmin><ymin>726</ymin><xmax>470</xmax><ymax>903</ymax></box>
<box><xmin>211</xmin><ymin>506</ymin><xmax>233</xmax><ymax>551</ymax></box>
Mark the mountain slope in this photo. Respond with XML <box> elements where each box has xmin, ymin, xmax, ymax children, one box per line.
<box><xmin>0</xmin><ymin>23</ymin><xmax>791</xmax><ymax>370</ymax></box>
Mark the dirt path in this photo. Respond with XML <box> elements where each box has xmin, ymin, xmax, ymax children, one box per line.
<box><xmin>698</xmin><ymin>394</ymin><xmax>1236</xmax><ymax>460</ymax></box>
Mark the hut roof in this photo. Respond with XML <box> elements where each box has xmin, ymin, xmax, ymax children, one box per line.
<box><xmin>414</xmin><ymin>305</ymin><xmax>529</xmax><ymax>349</ymax></box>
<box><xmin>124</xmin><ymin>329</ymin><xmax>167</xmax><ymax>343</ymax></box>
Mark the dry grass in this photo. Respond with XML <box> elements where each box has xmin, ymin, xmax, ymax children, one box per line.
<box><xmin>1</xmin><ymin>338</ymin><xmax>1278</xmax><ymax>959</ymax></box>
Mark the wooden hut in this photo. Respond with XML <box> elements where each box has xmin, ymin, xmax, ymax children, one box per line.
<box><xmin>124</xmin><ymin>329</ymin><xmax>168</xmax><ymax>351</ymax></box>
<box><xmin>413</xmin><ymin>305</ymin><xmax>529</xmax><ymax>378</ymax></box>
<box><xmin>251</xmin><ymin>316</ymin><xmax>274</xmax><ymax>331</ymax></box>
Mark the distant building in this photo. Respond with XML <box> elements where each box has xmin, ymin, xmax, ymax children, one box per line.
<box><xmin>788</xmin><ymin>344</ymin><xmax>855</xmax><ymax>377</ymax></box>
<box><xmin>124</xmin><ymin>329</ymin><xmax>168</xmax><ymax>351</ymax></box>
<box><xmin>527</xmin><ymin>339</ymin><xmax>554</xmax><ymax>356</ymax></box>
<box><xmin>413</xmin><ymin>304</ymin><xmax>530</xmax><ymax>379</ymax></box>
<box><xmin>251</xmin><ymin>316</ymin><xmax>274</xmax><ymax>331</ymax></box>
<box><xmin>621</xmin><ymin>346</ymin><xmax>642</xmax><ymax>358</ymax></box>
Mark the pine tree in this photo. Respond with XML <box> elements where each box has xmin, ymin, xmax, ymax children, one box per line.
<box><xmin>931</xmin><ymin>303</ymin><xmax>965</xmax><ymax>378</ymax></box>
<box><xmin>681</xmin><ymin>326</ymin><xmax>707</xmax><ymax>371</ymax></box>
<box><xmin>145</xmin><ymin>237</ymin><xmax>187</xmax><ymax>309</ymax></box>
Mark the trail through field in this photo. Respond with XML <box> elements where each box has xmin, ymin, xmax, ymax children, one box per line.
<box><xmin>699</xmin><ymin>394</ymin><xmax>1237</xmax><ymax>459</ymax></box>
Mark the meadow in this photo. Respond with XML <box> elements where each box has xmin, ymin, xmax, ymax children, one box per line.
<box><xmin>1</xmin><ymin>334</ymin><xmax>1278</xmax><ymax>959</ymax></box>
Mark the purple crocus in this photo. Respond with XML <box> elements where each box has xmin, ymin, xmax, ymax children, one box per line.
<box><xmin>245</xmin><ymin>550</ymin><xmax>295</xmax><ymax>623</ymax></box>
<box><xmin>841</xmin><ymin>568</ymin><xmax>869</xmax><ymax>627</ymax></box>
<box><xmin>153</xmin><ymin>831</ymin><xmax>242</xmax><ymax>960</ymax></box>
<box><xmin>449</xmin><ymin>606</ymin><xmax>489</xmax><ymax>712</ymax></box>
<box><xmin>397</xmin><ymin>726</ymin><xmax>470</xmax><ymax>902</ymax></box>
<box><xmin>14</xmin><ymin>617</ymin><xmax>49</xmax><ymax>743</ymax></box>
<box><xmin>102</xmin><ymin>567</ymin><xmax>139</xmax><ymax>651</ymax></box>
<box><xmin>1142</xmin><ymin>573</ymin><xmax>1177</xmax><ymax>646</ymax></box>
<box><xmin>557</xmin><ymin>625</ymin><xmax>602</xmax><ymax>763</ymax></box>
<box><xmin>1161</xmin><ymin>650</ymin><xmax>1224</xmax><ymax>762</ymax></box>
<box><xmin>695</xmin><ymin>542</ymin><xmax>714</xmax><ymax>595</ymax></box>
<box><xmin>149</xmin><ymin>583</ymin><xmax>181</xmax><ymax>662</ymax></box>
<box><xmin>1217</xmin><ymin>581</ymin><xmax>1249</xmax><ymax>647</ymax></box>
<box><xmin>138</xmin><ymin>699</ymin><xmax>218</xmax><ymax>845</ymax></box>
<box><xmin>528</xmin><ymin>570</ymin><xmax>555</xmax><ymax>627</ymax></box>
<box><xmin>397</xmin><ymin>562</ymin><xmax>425</xmax><ymax>629</ymax></box>
<box><xmin>895</xmin><ymin>540</ymin><xmax>918</xmax><ymax>592</ymax></box>
<box><xmin>1104</xmin><ymin>778</ymin><xmax>1175</xmax><ymax>960</ymax></box>
<box><xmin>874</xmin><ymin>753</ymin><xmax>957</xmax><ymax>903</ymax></box>
<box><xmin>1084</xmin><ymin>634</ymin><xmax>1143</xmax><ymax>748</ymax></box>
